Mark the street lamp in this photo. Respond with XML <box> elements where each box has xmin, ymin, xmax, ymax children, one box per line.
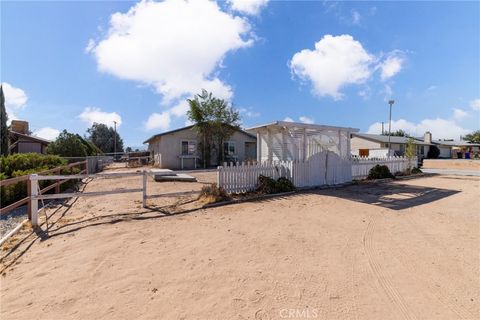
<box><xmin>388</xmin><ymin>100</ymin><xmax>395</xmax><ymax>157</ymax></box>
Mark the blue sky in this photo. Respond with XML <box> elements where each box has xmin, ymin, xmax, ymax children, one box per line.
<box><xmin>2</xmin><ymin>0</ymin><xmax>479</xmax><ymax>148</ymax></box>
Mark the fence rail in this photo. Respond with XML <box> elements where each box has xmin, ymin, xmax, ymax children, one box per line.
<box><xmin>218</xmin><ymin>155</ymin><xmax>417</xmax><ymax>194</ymax></box>
<box><xmin>0</xmin><ymin>161</ymin><xmax>88</xmax><ymax>217</ymax></box>
<box><xmin>28</xmin><ymin>171</ymin><xmax>151</xmax><ymax>227</ymax></box>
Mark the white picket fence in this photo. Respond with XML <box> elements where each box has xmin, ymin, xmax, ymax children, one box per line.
<box><xmin>218</xmin><ymin>154</ymin><xmax>418</xmax><ymax>193</ymax></box>
<box><xmin>351</xmin><ymin>156</ymin><xmax>417</xmax><ymax>180</ymax></box>
<box><xmin>217</xmin><ymin>151</ymin><xmax>352</xmax><ymax>193</ymax></box>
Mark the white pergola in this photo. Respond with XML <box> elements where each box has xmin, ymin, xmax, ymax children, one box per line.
<box><xmin>247</xmin><ymin>121</ymin><xmax>359</xmax><ymax>162</ymax></box>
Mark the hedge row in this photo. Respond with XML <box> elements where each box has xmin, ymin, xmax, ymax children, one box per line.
<box><xmin>0</xmin><ymin>153</ymin><xmax>78</xmax><ymax>209</ymax></box>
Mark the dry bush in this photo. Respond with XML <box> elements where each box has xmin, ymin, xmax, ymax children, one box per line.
<box><xmin>198</xmin><ymin>183</ymin><xmax>230</xmax><ymax>204</ymax></box>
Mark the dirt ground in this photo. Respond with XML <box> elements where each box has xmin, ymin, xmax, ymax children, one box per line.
<box><xmin>0</xmin><ymin>168</ymin><xmax>479</xmax><ymax>320</ymax></box>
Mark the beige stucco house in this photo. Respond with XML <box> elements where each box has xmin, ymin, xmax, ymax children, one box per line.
<box><xmin>144</xmin><ymin>125</ymin><xmax>257</xmax><ymax>169</ymax></box>
<box><xmin>350</xmin><ymin>132</ymin><xmax>431</xmax><ymax>158</ymax></box>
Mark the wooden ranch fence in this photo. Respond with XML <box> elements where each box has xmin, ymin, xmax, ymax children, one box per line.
<box><xmin>218</xmin><ymin>154</ymin><xmax>417</xmax><ymax>193</ymax></box>
<box><xmin>0</xmin><ymin>160</ymin><xmax>88</xmax><ymax>218</ymax></box>
<box><xmin>28</xmin><ymin>171</ymin><xmax>151</xmax><ymax>227</ymax></box>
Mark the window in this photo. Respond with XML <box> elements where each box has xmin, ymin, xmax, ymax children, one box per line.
<box><xmin>223</xmin><ymin>141</ymin><xmax>235</xmax><ymax>156</ymax></box>
<box><xmin>181</xmin><ymin>141</ymin><xmax>196</xmax><ymax>155</ymax></box>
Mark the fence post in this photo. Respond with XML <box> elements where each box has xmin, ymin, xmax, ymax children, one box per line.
<box><xmin>55</xmin><ymin>167</ymin><xmax>61</xmax><ymax>194</ymax></box>
<box><xmin>30</xmin><ymin>174</ymin><xmax>39</xmax><ymax>227</ymax></box>
<box><xmin>142</xmin><ymin>171</ymin><xmax>147</xmax><ymax>208</ymax></box>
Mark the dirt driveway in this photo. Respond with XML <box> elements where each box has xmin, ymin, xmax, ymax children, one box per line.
<box><xmin>1</xmin><ymin>173</ymin><xmax>478</xmax><ymax>320</ymax></box>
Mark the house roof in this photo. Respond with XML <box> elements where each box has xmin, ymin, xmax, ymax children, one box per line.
<box><xmin>143</xmin><ymin>124</ymin><xmax>256</xmax><ymax>144</ymax></box>
<box><xmin>9</xmin><ymin>130</ymin><xmax>51</xmax><ymax>145</ymax></box>
<box><xmin>352</xmin><ymin>133</ymin><xmax>431</xmax><ymax>145</ymax></box>
<box><xmin>432</xmin><ymin>140</ymin><xmax>480</xmax><ymax>147</ymax></box>
<box><xmin>246</xmin><ymin>121</ymin><xmax>359</xmax><ymax>133</ymax></box>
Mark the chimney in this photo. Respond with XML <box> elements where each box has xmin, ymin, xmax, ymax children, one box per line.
<box><xmin>10</xmin><ymin>120</ymin><xmax>30</xmax><ymax>135</ymax></box>
<box><xmin>424</xmin><ymin>131</ymin><xmax>432</xmax><ymax>144</ymax></box>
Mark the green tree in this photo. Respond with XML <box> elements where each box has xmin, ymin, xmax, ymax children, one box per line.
<box><xmin>0</xmin><ymin>85</ymin><xmax>8</xmax><ymax>156</ymax></box>
<box><xmin>47</xmin><ymin>130</ymin><xmax>88</xmax><ymax>157</ymax></box>
<box><xmin>405</xmin><ymin>137</ymin><xmax>417</xmax><ymax>172</ymax></box>
<box><xmin>464</xmin><ymin>130</ymin><xmax>480</xmax><ymax>144</ymax></box>
<box><xmin>187</xmin><ymin>90</ymin><xmax>240</xmax><ymax>167</ymax></box>
<box><xmin>382</xmin><ymin>129</ymin><xmax>407</xmax><ymax>137</ymax></box>
<box><xmin>86</xmin><ymin>123</ymin><xmax>124</xmax><ymax>154</ymax></box>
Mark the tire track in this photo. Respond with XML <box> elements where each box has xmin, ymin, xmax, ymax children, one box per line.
<box><xmin>363</xmin><ymin>216</ymin><xmax>417</xmax><ymax>320</ymax></box>
<box><xmin>393</xmin><ymin>216</ymin><xmax>477</xmax><ymax>320</ymax></box>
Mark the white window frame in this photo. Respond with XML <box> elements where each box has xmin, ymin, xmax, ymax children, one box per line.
<box><xmin>223</xmin><ymin>141</ymin><xmax>236</xmax><ymax>156</ymax></box>
<box><xmin>181</xmin><ymin>140</ymin><xmax>196</xmax><ymax>156</ymax></box>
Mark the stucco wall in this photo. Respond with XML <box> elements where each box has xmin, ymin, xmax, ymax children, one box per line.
<box><xmin>350</xmin><ymin>137</ymin><xmax>381</xmax><ymax>152</ymax></box>
<box><xmin>148</xmin><ymin>128</ymin><xmax>256</xmax><ymax>169</ymax></box>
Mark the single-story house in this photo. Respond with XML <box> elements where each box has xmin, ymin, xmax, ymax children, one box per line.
<box><xmin>8</xmin><ymin>120</ymin><xmax>50</xmax><ymax>154</ymax></box>
<box><xmin>246</xmin><ymin>121</ymin><xmax>359</xmax><ymax>161</ymax></box>
<box><xmin>144</xmin><ymin>125</ymin><xmax>257</xmax><ymax>169</ymax></box>
<box><xmin>350</xmin><ymin>132</ymin><xmax>432</xmax><ymax>158</ymax></box>
<box><xmin>429</xmin><ymin>139</ymin><xmax>480</xmax><ymax>159</ymax></box>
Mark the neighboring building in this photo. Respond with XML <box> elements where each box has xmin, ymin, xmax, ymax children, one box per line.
<box><xmin>350</xmin><ymin>132</ymin><xmax>431</xmax><ymax>158</ymax></box>
<box><xmin>429</xmin><ymin>139</ymin><xmax>480</xmax><ymax>159</ymax></box>
<box><xmin>144</xmin><ymin>125</ymin><xmax>257</xmax><ymax>169</ymax></box>
<box><xmin>8</xmin><ymin>120</ymin><xmax>50</xmax><ymax>154</ymax></box>
<box><xmin>351</xmin><ymin>131</ymin><xmax>480</xmax><ymax>159</ymax></box>
<box><xmin>246</xmin><ymin>121</ymin><xmax>359</xmax><ymax>162</ymax></box>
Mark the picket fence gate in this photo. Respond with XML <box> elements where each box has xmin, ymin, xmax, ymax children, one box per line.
<box><xmin>218</xmin><ymin>154</ymin><xmax>417</xmax><ymax>194</ymax></box>
<box><xmin>217</xmin><ymin>151</ymin><xmax>352</xmax><ymax>193</ymax></box>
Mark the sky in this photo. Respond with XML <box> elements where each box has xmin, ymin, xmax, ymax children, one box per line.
<box><xmin>1</xmin><ymin>0</ymin><xmax>479</xmax><ymax>148</ymax></box>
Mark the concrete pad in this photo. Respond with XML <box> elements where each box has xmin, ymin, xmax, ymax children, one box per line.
<box><xmin>153</xmin><ymin>173</ymin><xmax>197</xmax><ymax>182</ymax></box>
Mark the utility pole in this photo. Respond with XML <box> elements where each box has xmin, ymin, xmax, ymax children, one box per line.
<box><xmin>113</xmin><ymin>120</ymin><xmax>117</xmax><ymax>160</ymax></box>
<box><xmin>381</xmin><ymin>122</ymin><xmax>384</xmax><ymax>135</ymax></box>
<box><xmin>388</xmin><ymin>100</ymin><xmax>395</xmax><ymax>157</ymax></box>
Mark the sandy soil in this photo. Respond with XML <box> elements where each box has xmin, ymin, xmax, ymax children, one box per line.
<box><xmin>423</xmin><ymin>159</ymin><xmax>480</xmax><ymax>170</ymax></box>
<box><xmin>1</xmin><ymin>169</ymin><xmax>479</xmax><ymax>320</ymax></box>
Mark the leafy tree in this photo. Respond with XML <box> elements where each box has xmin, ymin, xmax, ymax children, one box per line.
<box><xmin>0</xmin><ymin>85</ymin><xmax>8</xmax><ymax>156</ymax></box>
<box><xmin>404</xmin><ymin>137</ymin><xmax>417</xmax><ymax>172</ymax></box>
<box><xmin>47</xmin><ymin>130</ymin><xmax>88</xmax><ymax>157</ymax></box>
<box><xmin>464</xmin><ymin>130</ymin><xmax>480</xmax><ymax>144</ymax></box>
<box><xmin>187</xmin><ymin>90</ymin><xmax>240</xmax><ymax>166</ymax></box>
<box><xmin>125</xmin><ymin>146</ymin><xmax>132</xmax><ymax>153</ymax></box>
<box><xmin>382</xmin><ymin>129</ymin><xmax>407</xmax><ymax>137</ymax></box>
<box><xmin>86</xmin><ymin>123</ymin><xmax>124</xmax><ymax>154</ymax></box>
<box><xmin>427</xmin><ymin>145</ymin><xmax>440</xmax><ymax>159</ymax></box>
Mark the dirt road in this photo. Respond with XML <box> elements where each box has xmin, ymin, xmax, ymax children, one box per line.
<box><xmin>1</xmin><ymin>173</ymin><xmax>478</xmax><ymax>319</ymax></box>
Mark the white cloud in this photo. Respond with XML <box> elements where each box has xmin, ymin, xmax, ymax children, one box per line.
<box><xmin>351</xmin><ymin>10</ymin><xmax>361</xmax><ymax>25</ymax></box>
<box><xmin>367</xmin><ymin>118</ymin><xmax>471</xmax><ymax>140</ymax></box>
<box><xmin>378</xmin><ymin>50</ymin><xmax>405</xmax><ymax>81</ymax></box>
<box><xmin>79</xmin><ymin>107</ymin><xmax>122</xmax><ymax>127</ymax></box>
<box><xmin>145</xmin><ymin>112</ymin><xmax>171</xmax><ymax>131</ymax></box>
<box><xmin>299</xmin><ymin>116</ymin><xmax>314</xmax><ymax>124</ymax></box>
<box><xmin>452</xmin><ymin>108</ymin><xmax>468</xmax><ymax>121</ymax></box>
<box><xmin>238</xmin><ymin>107</ymin><xmax>260</xmax><ymax>118</ymax></box>
<box><xmin>33</xmin><ymin>127</ymin><xmax>60</xmax><ymax>141</ymax></box>
<box><xmin>289</xmin><ymin>35</ymin><xmax>406</xmax><ymax>100</ymax></box>
<box><xmin>290</xmin><ymin>35</ymin><xmax>374</xmax><ymax>100</ymax></box>
<box><xmin>85</xmin><ymin>39</ymin><xmax>96</xmax><ymax>53</ymax></box>
<box><xmin>90</xmin><ymin>0</ymin><xmax>253</xmax><ymax>103</ymax></box>
<box><xmin>1</xmin><ymin>82</ymin><xmax>27</xmax><ymax>109</ymax></box>
<box><xmin>2</xmin><ymin>82</ymin><xmax>28</xmax><ymax>120</ymax></box>
<box><xmin>228</xmin><ymin>0</ymin><xmax>269</xmax><ymax>16</ymax></box>
<box><xmin>470</xmin><ymin>98</ymin><xmax>480</xmax><ymax>111</ymax></box>
<box><xmin>282</xmin><ymin>116</ymin><xmax>314</xmax><ymax>124</ymax></box>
